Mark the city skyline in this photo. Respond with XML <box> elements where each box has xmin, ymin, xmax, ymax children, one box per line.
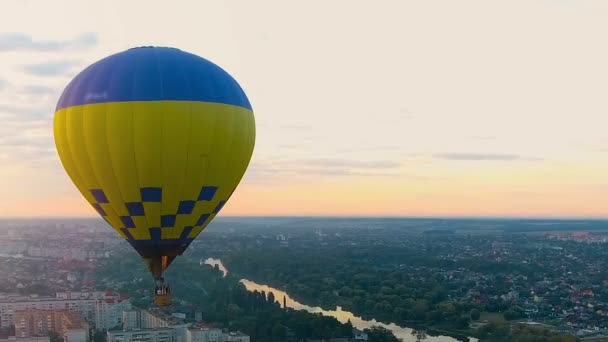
<box><xmin>2</xmin><ymin>0</ymin><xmax>608</xmax><ymax>218</ymax></box>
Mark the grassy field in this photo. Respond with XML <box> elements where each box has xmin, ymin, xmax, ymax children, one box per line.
<box><xmin>479</xmin><ymin>312</ymin><xmax>507</xmax><ymax>324</ymax></box>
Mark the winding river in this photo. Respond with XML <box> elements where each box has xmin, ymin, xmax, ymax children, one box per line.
<box><xmin>203</xmin><ymin>258</ymin><xmax>477</xmax><ymax>342</ymax></box>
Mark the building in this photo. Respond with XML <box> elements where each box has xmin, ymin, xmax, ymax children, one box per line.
<box><xmin>0</xmin><ymin>337</ymin><xmax>50</xmax><ymax>342</ymax></box>
<box><xmin>0</xmin><ymin>292</ymin><xmax>131</xmax><ymax>330</ymax></box>
<box><xmin>14</xmin><ymin>310</ymin><xmax>84</xmax><ymax>338</ymax></box>
<box><xmin>138</xmin><ymin>310</ymin><xmax>187</xmax><ymax>342</ymax></box>
<box><xmin>186</xmin><ymin>328</ymin><xmax>223</xmax><ymax>342</ymax></box>
<box><xmin>64</xmin><ymin>328</ymin><xmax>88</xmax><ymax>342</ymax></box>
<box><xmin>122</xmin><ymin>311</ymin><xmax>141</xmax><ymax>330</ymax></box>
<box><xmin>107</xmin><ymin>328</ymin><xmax>175</xmax><ymax>342</ymax></box>
<box><xmin>353</xmin><ymin>329</ymin><xmax>368</xmax><ymax>341</ymax></box>
<box><xmin>187</xmin><ymin>326</ymin><xmax>250</xmax><ymax>342</ymax></box>
<box><xmin>193</xmin><ymin>312</ymin><xmax>202</xmax><ymax>323</ymax></box>
<box><xmin>123</xmin><ymin>310</ymin><xmax>186</xmax><ymax>329</ymax></box>
<box><xmin>0</xmin><ymin>295</ymin><xmax>95</xmax><ymax>328</ymax></box>
<box><xmin>225</xmin><ymin>332</ymin><xmax>249</xmax><ymax>342</ymax></box>
<box><xmin>119</xmin><ymin>312</ymin><xmax>247</xmax><ymax>342</ymax></box>
<box><xmin>95</xmin><ymin>296</ymin><xmax>131</xmax><ymax>331</ymax></box>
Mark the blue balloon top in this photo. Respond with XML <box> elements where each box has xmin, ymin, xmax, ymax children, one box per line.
<box><xmin>56</xmin><ymin>46</ymin><xmax>252</xmax><ymax>111</ymax></box>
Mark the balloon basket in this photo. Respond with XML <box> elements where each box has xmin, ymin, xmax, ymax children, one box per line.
<box><xmin>154</xmin><ymin>293</ymin><xmax>172</xmax><ymax>307</ymax></box>
<box><xmin>154</xmin><ymin>279</ymin><xmax>172</xmax><ymax>307</ymax></box>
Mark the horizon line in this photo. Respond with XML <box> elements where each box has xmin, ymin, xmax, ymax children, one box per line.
<box><xmin>2</xmin><ymin>214</ymin><xmax>608</xmax><ymax>221</ymax></box>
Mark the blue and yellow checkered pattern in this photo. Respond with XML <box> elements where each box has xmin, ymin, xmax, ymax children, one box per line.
<box><xmin>89</xmin><ymin>185</ymin><xmax>227</xmax><ymax>248</ymax></box>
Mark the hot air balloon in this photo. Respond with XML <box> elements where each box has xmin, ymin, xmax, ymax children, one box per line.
<box><xmin>53</xmin><ymin>46</ymin><xmax>255</xmax><ymax>306</ymax></box>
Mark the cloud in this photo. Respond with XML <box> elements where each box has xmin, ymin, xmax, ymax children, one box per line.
<box><xmin>22</xmin><ymin>60</ymin><xmax>81</xmax><ymax>76</ymax></box>
<box><xmin>278</xmin><ymin>144</ymin><xmax>303</xmax><ymax>150</ymax></box>
<box><xmin>282</xmin><ymin>125</ymin><xmax>312</xmax><ymax>131</ymax></box>
<box><xmin>0</xmin><ymin>103</ymin><xmax>52</xmax><ymax>121</ymax></box>
<box><xmin>398</xmin><ymin>108</ymin><xmax>415</xmax><ymax>119</ymax></box>
<box><xmin>0</xmin><ymin>32</ymin><xmax>98</xmax><ymax>52</ymax></box>
<box><xmin>470</xmin><ymin>136</ymin><xmax>496</xmax><ymax>141</ymax></box>
<box><xmin>336</xmin><ymin>145</ymin><xmax>404</xmax><ymax>153</ymax></box>
<box><xmin>0</xmin><ymin>101</ymin><xmax>57</xmax><ymax>169</ymax></box>
<box><xmin>0</xmin><ymin>130</ymin><xmax>53</xmax><ymax>147</ymax></box>
<box><xmin>583</xmin><ymin>184</ymin><xmax>608</xmax><ymax>192</ymax></box>
<box><xmin>304</xmin><ymin>158</ymin><xmax>401</xmax><ymax>169</ymax></box>
<box><xmin>586</xmin><ymin>146</ymin><xmax>608</xmax><ymax>153</ymax></box>
<box><xmin>23</xmin><ymin>85</ymin><xmax>59</xmax><ymax>96</ymax></box>
<box><xmin>0</xmin><ymin>139</ymin><xmax>57</xmax><ymax>167</ymax></box>
<box><xmin>239</xmin><ymin>157</ymin><xmax>440</xmax><ymax>185</ymax></box>
<box><xmin>433</xmin><ymin>153</ymin><xmax>543</xmax><ymax>161</ymax></box>
<box><xmin>0</xmin><ymin>79</ymin><xmax>6</xmax><ymax>90</ymax></box>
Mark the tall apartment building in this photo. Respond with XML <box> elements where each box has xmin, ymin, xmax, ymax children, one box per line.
<box><xmin>14</xmin><ymin>309</ymin><xmax>84</xmax><ymax>338</ymax></box>
<box><xmin>121</xmin><ymin>310</ymin><xmax>187</xmax><ymax>342</ymax></box>
<box><xmin>63</xmin><ymin>328</ymin><xmax>88</xmax><ymax>342</ymax></box>
<box><xmin>122</xmin><ymin>311</ymin><xmax>141</xmax><ymax>330</ymax></box>
<box><xmin>186</xmin><ymin>328</ymin><xmax>223</xmax><ymax>342</ymax></box>
<box><xmin>107</xmin><ymin>328</ymin><xmax>175</xmax><ymax>342</ymax></box>
<box><xmin>0</xmin><ymin>337</ymin><xmax>50</xmax><ymax>342</ymax></box>
<box><xmin>224</xmin><ymin>332</ymin><xmax>249</xmax><ymax>342</ymax></box>
<box><xmin>0</xmin><ymin>292</ymin><xmax>131</xmax><ymax>331</ymax></box>
<box><xmin>186</xmin><ymin>327</ymin><xmax>249</xmax><ymax>342</ymax></box>
<box><xmin>94</xmin><ymin>297</ymin><xmax>131</xmax><ymax>331</ymax></box>
<box><xmin>117</xmin><ymin>312</ymin><xmax>249</xmax><ymax>342</ymax></box>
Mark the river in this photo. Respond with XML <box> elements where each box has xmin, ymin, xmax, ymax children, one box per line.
<box><xmin>203</xmin><ymin>258</ymin><xmax>477</xmax><ymax>342</ymax></box>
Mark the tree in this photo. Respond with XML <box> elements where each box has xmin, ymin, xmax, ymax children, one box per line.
<box><xmin>470</xmin><ymin>308</ymin><xmax>481</xmax><ymax>321</ymax></box>
<box><xmin>93</xmin><ymin>331</ymin><xmax>106</xmax><ymax>342</ymax></box>
<box><xmin>0</xmin><ymin>326</ymin><xmax>15</xmax><ymax>339</ymax></box>
<box><xmin>365</xmin><ymin>326</ymin><xmax>400</xmax><ymax>342</ymax></box>
<box><xmin>504</xmin><ymin>308</ymin><xmax>524</xmax><ymax>320</ymax></box>
<box><xmin>455</xmin><ymin>315</ymin><xmax>471</xmax><ymax>329</ymax></box>
<box><xmin>271</xmin><ymin>324</ymin><xmax>287</xmax><ymax>341</ymax></box>
<box><xmin>227</xmin><ymin>303</ymin><xmax>244</xmax><ymax>320</ymax></box>
<box><xmin>342</xmin><ymin>319</ymin><xmax>354</xmax><ymax>338</ymax></box>
<box><xmin>48</xmin><ymin>331</ymin><xmax>63</xmax><ymax>342</ymax></box>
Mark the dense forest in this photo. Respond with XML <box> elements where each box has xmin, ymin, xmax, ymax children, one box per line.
<box><xmin>219</xmin><ymin>242</ymin><xmax>583</xmax><ymax>342</ymax></box>
<box><xmin>222</xmin><ymin>246</ymin><xmax>482</xmax><ymax>328</ymax></box>
<box><xmin>97</xmin><ymin>249</ymin><xmax>378</xmax><ymax>342</ymax></box>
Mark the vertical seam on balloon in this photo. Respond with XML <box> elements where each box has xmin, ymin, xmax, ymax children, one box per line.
<box><xmin>55</xmin><ymin>111</ymin><xmax>85</xmax><ymax>202</ymax></box>
<box><xmin>79</xmin><ymin>63</ymin><xmax>122</xmax><ymax>228</ymax></box>
<box><xmin>246</xmin><ymin>109</ymin><xmax>256</xmax><ymax>178</ymax></box>
<box><xmin>77</xmin><ymin>111</ymin><xmax>114</xmax><ymax>224</ymax></box>
<box><xmin>222</xmin><ymin>106</ymin><xmax>240</xmax><ymax>209</ymax></box>
<box><xmin>62</xmin><ymin>108</ymin><xmax>90</xmax><ymax>204</ymax></box>
<box><xmin>154</xmin><ymin>48</ymin><xmax>166</xmax><ymax>233</ymax></box>
<box><xmin>103</xmin><ymin>62</ymin><xmax>129</xmax><ymax>232</ymax></box>
<box><xmin>66</xmin><ymin>109</ymin><xmax>93</xmax><ymax>196</ymax></box>
<box><xmin>177</xmin><ymin>53</ymin><xmax>195</xmax><ymax>233</ymax></box>
<box><xmin>197</xmin><ymin>71</ymin><xmax>215</xmax><ymax>234</ymax></box>
<box><xmin>194</xmin><ymin>80</ymin><xmax>220</xmax><ymax>236</ymax></box>
<box><xmin>247</xmin><ymin>111</ymin><xmax>255</xmax><ymax>172</ymax></box>
<box><xmin>128</xmin><ymin>61</ymin><xmax>148</xmax><ymax>235</ymax></box>
<box><xmin>58</xmin><ymin>75</ymin><xmax>88</xmax><ymax>198</ymax></box>
<box><xmin>233</xmin><ymin>109</ymin><xmax>254</xmax><ymax>196</ymax></box>
<box><xmin>200</xmin><ymin>55</ymin><xmax>219</xmax><ymax>193</ymax></box>
<box><xmin>237</xmin><ymin>109</ymin><xmax>251</xmax><ymax>191</ymax></box>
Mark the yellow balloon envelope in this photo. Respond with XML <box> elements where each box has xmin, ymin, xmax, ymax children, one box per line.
<box><xmin>53</xmin><ymin>47</ymin><xmax>255</xmax><ymax>301</ymax></box>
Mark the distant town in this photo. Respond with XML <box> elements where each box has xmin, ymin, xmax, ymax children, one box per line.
<box><xmin>0</xmin><ymin>219</ymin><xmax>254</xmax><ymax>342</ymax></box>
<box><xmin>0</xmin><ymin>217</ymin><xmax>608</xmax><ymax>342</ymax></box>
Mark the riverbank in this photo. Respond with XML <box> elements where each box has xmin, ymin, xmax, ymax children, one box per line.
<box><xmin>243</xmin><ymin>278</ymin><xmax>477</xmax><ymax>342</ymax></box>
<box><xmin>205</xmin><ymin>258</ymin><xmax>478</xmax><ymax>342</ymax></box>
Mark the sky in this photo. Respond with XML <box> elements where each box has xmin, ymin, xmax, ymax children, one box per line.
<box><xmin>1</xmin><ymin>0</ymin><xmax>608</xmax><ymax>218</ymax></box>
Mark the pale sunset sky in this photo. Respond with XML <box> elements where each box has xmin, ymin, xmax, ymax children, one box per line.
<box><xmin>1</xmin><ymin>0</ymin><xmax>608</xmax><ymax>218</ymax></box>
